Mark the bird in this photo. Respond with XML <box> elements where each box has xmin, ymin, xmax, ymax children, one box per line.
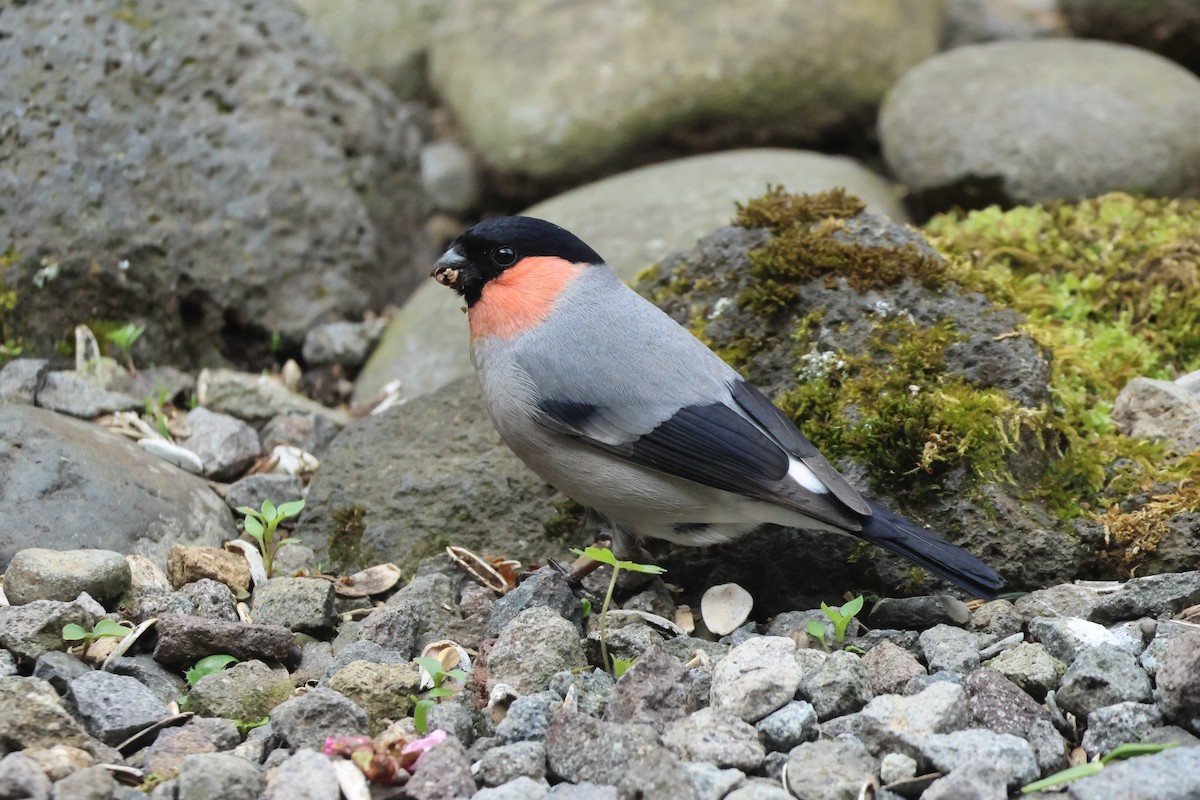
<box><xmin>431</xmin><ymin>215</ymin><xmax>1005</xmax><ymax>598</ymax></box>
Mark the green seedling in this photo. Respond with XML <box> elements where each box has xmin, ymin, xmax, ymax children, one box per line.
<box><xmin>185</xmin><ymin>654</ymin><xmax>239</xmax><ymax>686</ymax></box>
<box><xmin>570</xmin><ymin>546</ymin><xmax>666</xmax><ymax>676</ymax></box>
<box><xmin>143</xmin><ymin>384</ymin><xmax>174</xmax><ymax>441</ymax></box>
<box><xmin>411</xmin><ymin>655</ymin><xmax>468</xmax><ymax>734</ymax></box>
<box><xmin>805</xmin><ymin>595</ymin><xmax>865</xmax><ymax>650</ymax></box>
<box><xmin>233</xmin><ymin>716</ymin><xmax>270</xmax><ymax>736</ymax></box>
<box><xmin>237</xmin><ymin>498</ymin><xmax>305</xmax><ymax>577</ymax></box>
<box><xmin>580</xmin><ymin>597</ymin><xmax>592</xmax><ymax>619</ymax></box>
<box><xmin>1022</xmin><ymin>741</ymin><xmax>1179</xmax><ymax>793</ymax></box>
<box><xmin>107</xmin><ymin>322</ymin><xmax>145</xmax><ymax>374</ymax></box>
<box><xmin>611</xmin><ymin>655</ymin><xmax>637</xmax><ymax>678</ymax></box>
<box><xmin>62</xmin><ymin>619</ymin><xmax>133</xmax><ymax>657</ymax></box>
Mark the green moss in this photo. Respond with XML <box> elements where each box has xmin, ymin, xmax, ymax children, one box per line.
<box><xmin>543</xmin><ymin>497</ymin><xmax>586</xmax><ymax>541</ymax></box>
<box><xmin>734</xmin><ymin>188</ymin><xmax>949</xmax><ymax>314</ymax></box>
<box><xmin>328</xmin><ymin>505</ymin><xmax>368</xmax><ymax>569</ymax></box>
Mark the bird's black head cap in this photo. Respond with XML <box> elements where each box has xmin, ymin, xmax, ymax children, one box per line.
<box><xmin>432</xmin><ymin>216</ymin><xmax>603</xmax><ymax>306</ymax></box>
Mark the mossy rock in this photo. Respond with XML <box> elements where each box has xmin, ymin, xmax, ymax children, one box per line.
<box><xmin>638</xmin><ymin>189</ymin><xmax>1199</xmax><ymax>602</ymax></box>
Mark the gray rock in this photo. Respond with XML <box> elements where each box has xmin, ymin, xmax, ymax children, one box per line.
<box><xmin>66</xmin><ymin>671</ymin><xmax>170</xmax><ymax>746</ymax></box>
<box><xmin>963</xmin><ymin>667</ymin><xmax>1067</xmax><ymax>774</ymax></box>
<box><xmin>682</xmin><ymin>762</ymin><xmax>745</xmax><ymax>800</ymax></box>
<box><xmin>251</xmin><ymin>578</ymin><xmax>336</xmax><ymax>634</ymax></box>
<box><xmin>152</xmin><ymin>614</ymin><xmax>295</xmax><ymax>664</ymax></box>
<box><xmin>879</xmin><ymin>752</ymin><xmax>917</xmax><ymax>785</ymax></box>
<box><xmin>108</xmin><ymin>654</ymin><xmax>187</xmax><ymax>706</ymax></box>
<box><xmin>185</xmin><ymin>660</ymin><xmax>293</xmax><ymax>722</ymax></box>
<box><xmin>223</xmin><ymin>474</ymin><xmax>304</xmax><ymax>517</ymax></box>
<box><xmin>795</xmin><ymin>649</ymin><xmax>873</xmax><ymax>721</ymax></box>
<box><xmin>968</xmin><ymin>599</ymin><xmax>1025</xmax><ymax>637</ymax></box>
<box><xmin>662</xmin><ymin>708</ymin><xmax>765</xmax><ymax>771</ymax></box>
<box><xmin>0</xmin><ymin>752</ymin><xmax>52</xmax><ymax>800</ymax></box>
<box><xmin>868</xmin><ymin>595</ymin><xmax>971</xmax><ymax>630</ymax></box>
<box><xmin>430</xmin><ymin>2</ymin><xmax>939</xmax><ymax>181</ymax></box>
<box><xmin>1062</xmin><ymin>0</ymin><xmax>1200</xmax><ymax>77</ymax></box>
<box><xmin>545</xmin><ymin>709</ymin><xmax>695</xmax><ymax>800</ymax></box>
<box><xmin>1015</xmin><ymin>584</ymin><xmax>1103</xmax><ymax>622</ymax></box>
<box><xmin>271</xmin><ymin>687</ymin><xmax>369</xmax><ymax>751</ymax></box>
<box><xmin>177</xmin><ymin>753</ymin><xmax>263</xmax><ymax>800</ymax></box>
<box><xmin>862</xmin><ymin>640</ymin><xmax>927</xmax><ymax>696</ymax></box>
<box><xmin>1065</xmin><ymin>744</ymin><xmax>1200</xmax><ymax>800</ymax></box>
<box><xmin>921</xmin><ymin>763</ymin><xmax>1009</xmax><ymax>800</ymax></box>
<box><xmin>602</xmin><ymin>646</ymin><xmax>691</xmax><ymax>730</ymax></box>
<box><xmin>1111</xmin><ymin>378</ymin><xmax>1200</xmax><ymax>457</ymax></box>
<box><xmin>262</xmin><ymin>748</ymin><xmax>340</xmax><ymax>800</ymax></box>
<box><xmin>176</xmin><ymin>408</ymin><xmax>261</xmax><ymax>480</ymax></box>
<box><xmin>984</xmin><ymin>642</ymin><xmax>1066</xmax><ymax>701</ymax></box>
<box><xmin>783</xmin><ymin>738</ymin><xmax>878</xmax><ymax>800</ymax></box>
<box><xmin>754</xmin><ymin>700</ymin><xmax>819</xmax><ymax>753</ymax></box>
<box><xmin>487</xmin><ymin>607</ymin><xmax>587</xmax><ymax>696</ymax></box>
<box><xmin>142</xmin><ymin>718</ymin><xmax>242</xmax><ymax>777</ymax></box>
<box><xmin>301</xmin><ymin>377</ymin><xmax>562</xmax><ymax>572</ymax></box>
<box><xmin>709</xmin><ymin>636</ymin><xmax>800</xmax><ymax>724</ymax></box>
<box><xmin>1028</xmin><ymin>616</ymin><xmax>1122</xmax><ymax>665</ymax></box>
<box><xmin>495</xmin><ymin>691</ymin><xmax>560</xmax><ymax>745</ymax></box>
<box><xmin>33</xmin><ymin>651</ymin><xmax>93</xmax><ymax>694</ymax></box>
<box><xmin>0</xmin><ymin>677</ymin><xmax>104</xmax><ymax>755</ymax></box>
<box><xmin>549</xmin><ymin>669</ymin><xmax>614</xmax><ymax>719</ymax></box>
<box><xmin>914</xmin><ymin>730</ymin><xmax>1038</xmax><ymax>789</ymax></box>
<box><xmin>1081</xmin><ymin>702</ymin><xmax>1165</xmax><ymax>759</ymax></box>
<box><xmin>1057</xmin><ymin>645</ymin><xmax>1152</xmax><ymax>720</ymax></box>
<box><xmin>302</xmin><ymin>320</ymin><xmax>385</xmax><ymax>369</ymax></box>
<box><xmin>1157</xmin><ymin>631</ymin><xmax>1200</xmax><ymax>728</ymax></box>
<box><xmin>0</xmin><ymin>599</ymin><xmax>97</xmax><ymax>661</ymax></box>
<box><xmin>197</xmin><ymin>369</ymin><xmax>351</xmax><ymax>426</ymax></box>
<box><xmin>50</xmin><ymin>764</ymin><xmax>118</xmax><ymax>800</ymax></box>
<box><xmin>3</xmin><ymin>551</ymin><xmax>132</xmax><ymax>606</ymax></box>
<box><xmin>259</xmin><ymin>414</ymin><xmax>341</xmax><ymax>458</ymax></box>
<box><xmin>942</xmin><ymin>0</ymin><xmax>1068</xmax><ymax>48</ymax></box>
<box><xmin>356</xmin><ymin>148</ymin><xmax>908</xmax><ymax>404</ymax></box>
<box><xmin>428</xmin><ymin>700</ymin><xmax>476</xmax><ymax>746</ymax></box>
<box><xmin>545</xmin><ymin>783</ymin><xmax>619</xmax><ymax>800</ymax></box>
<box><xmin>407</xmin><ymin>738</ymin><xmax>477</xmax><ymax>800</ymax></box>
<box><xmin>356</xmin><ymin>606</ymin><xmax>419</xmax><ymax>659</ymax></box>
<box><xmin>1</xmin><ymin>0</ymin><xmax>428</xmax><ymax>370</ymax></box>
<box><xmin>35</xmin><ymin>373</ymin><xmax>141</xmax><ymax>419</ymax></box>
<box><xmin>724</xmin><ymin>783</ymin><xmax>792</xmax><ymax>800</ymax></box>
<box><xmin>1139</xmin><ymin>621</ymin><xmax>1191</xmax><ymax>678</ymax></box>
<box><xmin>880</xmin><ymin>40</ymin><xmax>1200</xmax><ymax>210</ymax></box>
<box><xmin>421</xmin><ymin>141</ymin><xmax>482</xmax><ymax>213</ymax></box>
<box><xmin>0</xmin><ymin>406</ymin><xmax>231</xmax><ymax>571</ymax></box>
<box><xmin>0</xmin><ymin>650</ymin><xmax>16</xmax><ymax>678</ymax></box>
<box><xmin>471</xmin><ymin>777</ymin><xmax>549</xmax><ymax>800</ymax></box>
<box><xmin>919</xmin><ymin>625</ymin><xmax>981</xmax><ymax>674</ymax></box>
<box><xmin>319</xmin><ymin>640</ymin><xmax>409</xmax><ymax>683</ymax></box>
<box><xmin>325</xmin><ymin>660</ymin><xmax>421</xmax><ymax>736</ymax></box>
<box><xmin>1089</xmin><ymin>571</ymin><xmax>1200</xmax><ymax>624</ymax></box>
<box><xmin>487</xmin><ymin>567</ymin><xmax>581</xmax><ymax>639</ymax></box>
<box><xmin>175</xmin><ymin>579</ymin><xmax>238</xmax><ymax>621</ymax></box>
<box><xmin>860</xmin><ymin>681</ymin><xmax>971</xmax><ymax>736</ymax></box>
<box><xmin>475</xmin><ymin>741</ymin><xmax>546</xmax><ymax>786</ymax></box>
<box><xmin>0</xmin><ymin>358</ymin><xmax>49</xmax><ymax>405</ymax></box>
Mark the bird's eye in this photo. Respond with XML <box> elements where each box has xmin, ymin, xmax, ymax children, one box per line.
<box><xmin>493</xmin><ymin>246</ymin><xmax>517</xmax><ymax>267</ymax></box>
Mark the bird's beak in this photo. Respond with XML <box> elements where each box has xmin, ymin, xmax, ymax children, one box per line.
<box><xmin>432</xmin><ymin>245</ymin><xmax>469</xmax><ymax>290</ymax></box>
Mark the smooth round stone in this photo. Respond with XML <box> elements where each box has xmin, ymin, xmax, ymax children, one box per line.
<box><xmin>880</xmin><ymin>39</ymin><xmax>1200</xmax><ymax>210</ymax></box>
<box><xmin>352</xmin><ymin>148</ymin><xmax>905</xmax><ymax>403</ymax></box>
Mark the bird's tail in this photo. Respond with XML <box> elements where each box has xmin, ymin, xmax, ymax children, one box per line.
<box><xmin>857</xmin><ymin>501</ymin><xmax>1005</xmax><ymax>599</ymax></box>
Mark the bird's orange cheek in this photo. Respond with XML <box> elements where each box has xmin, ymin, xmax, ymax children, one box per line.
<box><xmin>468</xmin><ymin>257</ymin><xmax>583</xmax><ymax>342</ymax></box>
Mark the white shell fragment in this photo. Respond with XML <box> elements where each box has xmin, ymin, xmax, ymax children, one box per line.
<box><xmin>701</xmin><ymin>582</ymin><xmax>754</xmax><ymax>636</ymax></box>
<box><xmin>335</xmin><ymin>563</ymin><xmax>403</xmax><ymax>598</ymax></box>
<box><xmin>266</xmin><ymin>444</ymin><xmax>319</xmax><ymax>476</ymax></box>
<box><xmin>102</xmin><ymin>618</ymin><xmax>158</xmax><ymax>672</ymax></box>
<box><xmin>225</xmin><ymin>539</ymin><xmax>269</xmax><ymax>587</ymax></box>
<box><xmin>137</xmin><ymin>438</ymin><xmax>205</xmax><ymax>474</ymax></box>
<box><xmin>331</xmin><ymin>759</ymin><xmax>372</xmax><ymax>800</ymax></box>
<box><xmin>418</xmin><ymin>640</ymin><xmax>472</xmax><ymax>691</ymax></box>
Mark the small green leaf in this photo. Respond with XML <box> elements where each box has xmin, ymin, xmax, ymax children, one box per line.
<box><xmin>234</xmin><ymin>716</ymin><xmax>269</xmax><ymax>735</ymax></box>
<box><xmin>413</xmin><ymin>698</ymin><xmax>435</xmax><ymax>734</ymax></box>
<box><xmin>277</xmin><ymin>537</ymin><xmax>302</xmax><ymax>546</ymax></box>
<box><xmin>445</xmin><ymin>669</ymin><xmax>468</xmax><ymax>682</ymax></box>
<box><xmin>92</xmin><ymin>619</ymin><xmax>133</xmax><ymax>638</ymax></box>
<box><xmin>413</xmin><ymin>656</ymin><xmax>444</xmax><ymax>676</ymax></box>
<box><xmin>427</xmin><ymin>687</ymin><xmax>454</xmax><ymax>698</ymax></box>
<box><xmin>61</xmin><ymin>623</ymin><xmax>89</xmax><ymax>641</ymax></box>
<box><xmin>1021</xmin><ymin>763</ymin><xmax>1104</xmax><ymax>793</ymax></box>
<box><xmin>260</xmin><ymin>498</ymin><xmax>277</xmax><ymax>520</ymax></box>
<box><xmin>819</xmin><ymin>601</ymin><xmax>841</xmax><ymax>624</ymax></box>
<box><xmin>276</xmin><ymin>499</ymin><xmax>305</xmax><ymax>518</ymax></box>
<box><xmin>1101</xmin><ymin>741</ymin><xmax>1179</xmax><ymax>763</ymax></box>
<box><xmin>236</xmin><ymin>506</ymin><xmax>259</xmax><ymax>518</ymax></box>
<box><xmin>617</xmin><ymin>560</ymin><xmax>667</xmax><ymax>575</ymax></box>
<box><xmin>243</xmin><ymin>516</ymin><xmax>264</xmax><ymax>537</ymax></box>
<box><xmin>611</xmin><ymin>655</ymin><xmax>637</xmax><ymax>678</ymax></box>
<box><xmin>840</xmin><ymin>595</ymin><xmax>864</xmax><ymax>618</ymax></box>
<box><xmin>580</xmin><ymin>598</ymin><xmax>592</xmax><ymax>619</ymax></box>
<box><xmin>185</xmin><ymin>654</ymin><xmax>239</xmax><ymax>686</ymax></box>
<box><xmin>572</xmin><ymin>546</ymin><xmax>619</xmax><ymax>568</ymax></box>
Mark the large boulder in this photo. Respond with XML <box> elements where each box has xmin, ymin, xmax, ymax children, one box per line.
<box><xmin>354</xmin><ymin>149</ymin><xmax>907</xmax><ymax>405</ymax></box>
<box><xmin>880</xmin><ymin>40</ymin><xmax>1200</xmax><ymax>212</ymax></box>
<box><xmin>0</xmin><ymin>405</ymin><xmax>232</xmax><ymax>571</ymax></box>
<box><xmin>0</xmin><ymin>0</ymin><xmax>429</xmax><ymax>368</ymax></box>
<box><xmin>429</xmin><ymin>0</ymin><xmax>942</xmax><ymax>183</ymax></box>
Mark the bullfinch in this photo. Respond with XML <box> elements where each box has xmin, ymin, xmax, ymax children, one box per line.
<box><xmin>432</xmin><ymin>216</ymin><xmax>1005</xmax><ymax>598</ymax></box>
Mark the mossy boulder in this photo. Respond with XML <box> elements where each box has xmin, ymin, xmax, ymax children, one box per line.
<box><xmin>638</xmin><ymin>190</ymin><xmax>1199</xmax><ymax>605</ymax></box>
